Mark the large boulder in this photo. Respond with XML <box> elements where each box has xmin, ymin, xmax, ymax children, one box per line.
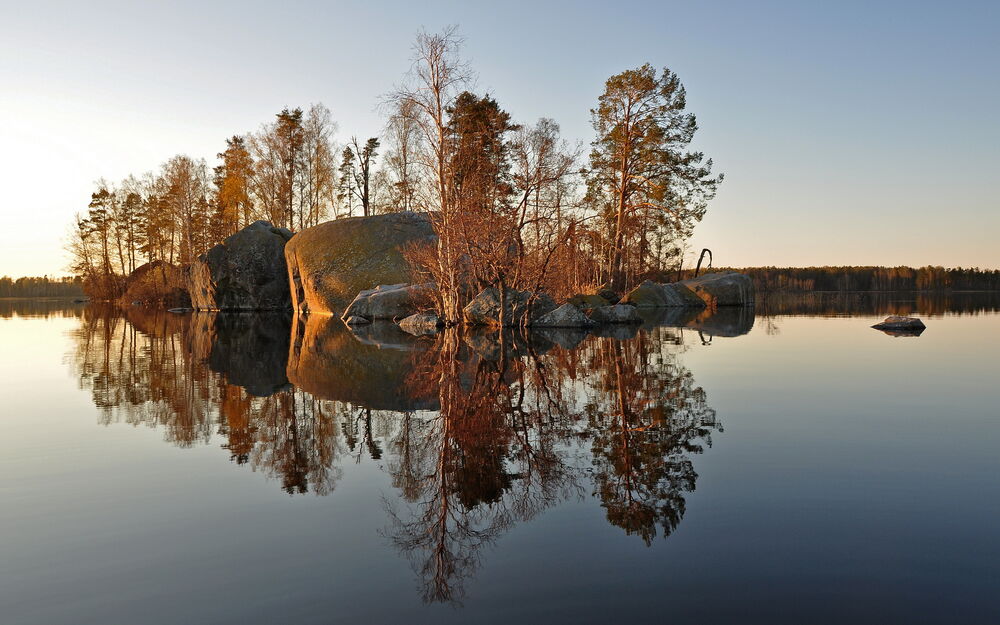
<box><xmin>588</xmin><ymin>304</ymin><xmax>643</xmax><ymax>324</ymax></box>
<box><xmin>530</xmin><ymin>303</ymin><xmax>596</xmax><ymax>328</ymax></box>
<box><xmin>284</xmin><ymin>212</ymin><xmax>437</xmax><ymax>316</ymax></box>
<box><xmin>463</xmin><ymin>287</ymin><xmax>557</xmax><ymax>327</ymax></box>
<box><xmin>188</xmin><ymin>221</ymin><xmax>293</xmax><ymax>310</ymax></box>
<box><xmin>621</xmin><ymin>280</ymin><xmax>705</xmax><ymax>308</ymax></box>
<box><xmin>342</xmin><ymin>282</ymin><xmax>435</xmax><ymax>321</ymax></box>
<box><xmin>677</xmin><ymin>271</ymin><xmax>755</xmax><ymax>307</ymax></box>
<box><xmin>119</xmin><ymin>260</ymin><xmax>190</xmax><ymax>307</ymax></box>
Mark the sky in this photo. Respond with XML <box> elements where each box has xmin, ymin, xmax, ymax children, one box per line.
<box><xmin>1</xmin><ymin>0</ymin><xmax>997</xmax><ymax>277</ymax></box>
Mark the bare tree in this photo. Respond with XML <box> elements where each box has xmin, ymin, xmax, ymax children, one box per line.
<box><xmin>388</xmin><ymin>26</ymin><xmax>472</xmax><ymax>324</ymax></box>
<box><xmin>382</xmin><ymin>98</ymin><xmax>424</xmax><ymax>212</ymax></box>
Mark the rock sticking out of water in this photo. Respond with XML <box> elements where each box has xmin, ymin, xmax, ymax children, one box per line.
<box><xmin>588</xmin><ymin>304</ymin><xmax>643</xmax><ymax>324</ymax></box>
<box><xmin>398</xmin><ymin>312</ymin><xmax>443</xmax><ymax>336</ymax></box>
<box><xmin>872</xmin><ymin>315</ymin><xmax>926</xmax><ymax>336</ymax></box>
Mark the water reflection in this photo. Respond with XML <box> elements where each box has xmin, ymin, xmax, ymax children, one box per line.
<box><xmin>0</xmin><ymin>298</ymin><xmax>86</xmax><ymax>319</ymax></box>
<box><xmin>69</xmin><ymin>305</ymin><xmax>727</xmax><ymax>603</ymax></box>
<box><xmin>758</xmin><ymin>290</ymin><xmax>1000</xmax><ymax>317</ymax></box>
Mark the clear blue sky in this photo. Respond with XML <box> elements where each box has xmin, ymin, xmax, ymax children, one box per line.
<box><xmin>1</xmin><ymin>0</ymin><xmax>997</xmax><ymax>276</ymax></box>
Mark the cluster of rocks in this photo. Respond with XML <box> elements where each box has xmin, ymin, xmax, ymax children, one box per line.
<box><xmin>116</xmin><ymin>212</ymin><xmax>757</xmax><ymax>342</ymax></box>
<box><xmin>379</xmin><ymin>271</ymin><xmax>753</xmax><ymax>337</ymax></box>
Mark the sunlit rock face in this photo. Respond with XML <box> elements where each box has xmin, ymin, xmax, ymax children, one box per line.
<box><xmin>677</xmin><ymin>271</ymin><xmax>755</xmax><ymax>307</ymax></box>
<box><xmin>188</xmin><ymin>221</ymin><xmax>294</xmax><ymax>310</ymax></box>
<box><xmin>120</xmin><ymin>260</ymin><xmax>191</xmax><ymax>307</ymax></box>
<box><xmin>284</xmin><ymin>212</ymin><xmax>437</xmax><ymax>316</ymax></box>
<box><xmin>286</xmin><ymin>315</ymin><xmax>439</xmax><ymax>411</ymax></box>
<box><xmin>622</xmin><ymin>280</ymin><xmax>704</xmax><ymax>308</ymax></box>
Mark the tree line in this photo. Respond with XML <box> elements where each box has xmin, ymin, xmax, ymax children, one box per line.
<box><xmin>735</xmin><ymin>265</ymin><xmax>1000</xmax><ymax>293</ymax></box>
<box><xmin>0</xmin><ymin>275</ymin><xmax>83</xmax><ymax>298</ymax></box>
<box><xmin>68</xmin><ymin>27</ymin><xmax>722</xmax><ymax>308</ymax></box>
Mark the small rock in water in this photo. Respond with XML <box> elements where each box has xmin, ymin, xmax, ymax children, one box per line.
<box><xmin>872</xmin><ymin>315</ymin><xmax>925</xmax><ymax>336</ymax></box>
<box><xmin>530</xmin><ymin>303</ymin><xmax>596</xmax><ymax>328</ymax></box>
<box><xmin>398</xmin><ymin>312</ymin><xmax>443</xmax><ymax>336</ymax></box>
<box><xmin>167</xmin><ymin>307</ymin><xmax>193</xmax><ymax>313</ymax></box>
<box><xmin>872</xmin><ymin>315</ymin><xmax>926</xmax><ymax>330</ymax></box>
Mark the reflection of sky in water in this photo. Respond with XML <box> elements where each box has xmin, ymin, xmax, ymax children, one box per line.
<box><xmin>0</xmin><ymin>298</ymin><xmax>998</xmax><ymax>624</ymax></box>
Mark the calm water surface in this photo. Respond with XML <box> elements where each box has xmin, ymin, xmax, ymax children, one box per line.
<box><xmin>1</xmin><ymin>296</ymin><xmax>998</xmax><ymax>624</ymax></box>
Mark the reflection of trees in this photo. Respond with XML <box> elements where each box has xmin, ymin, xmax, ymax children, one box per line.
<box><xmin>69</xmin><ymin>307</ymin><xmax>345</xmax><ymax>494</ymax></box>
<box><xmin>69</xmin><ymin>308</ymin><xmax>721</xmax><ymax>604</ymax></box>
<box><xmin>386</xmin><ymin>327</ymin><xmax>718</xmax><ymax>603</ymax></box>
<box><xmin>585</xmin><ymin>335</ymin><xmax>718</xmax><ymax>544</ymax></box>
<box><xmin>385</xmin><ymin>330</ymin><xmax>582</xmax><ymax>604</ymax></box>
<box><xmin>758</xmin><ymin>290</ymin><xmax>1000</xmax><ymax>318</ymax></box>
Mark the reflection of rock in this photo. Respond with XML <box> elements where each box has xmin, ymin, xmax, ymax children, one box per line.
<box><xmin>872</xmin><ymin>316</ymin><xmax>925</xmax><ymax>332</ymax></box>
<box><xmin>533</xmin><ymin>328</ymin><xmax>590</xmax><ymax>350</ymax></box>
<box><xmin>399</xmin><ymin>312</ymin><xmax>443</xmax><ymax>336</ymax></box>
<box><xmin>591</xmin><ymin>323</ymin><xmax>640</xmax><ymax>340</ymax></box>
<box><xmin>678</xmin><ymin>271</ymin><xmax>754</xmax><ymax>307</ymax></box>
<box><xmin>348</xmin><ymin>321</ymin><xmax>427</xmax><ymax>351</ymax></box>
<box><xmin>120</xmin><ymin>260</ymin><xmax>190</xmax><ymax>307</ymax></box>
<box><xmin>206</xmin><ymin>313</ymin><xmax>292</xmax><ymax>396</ymax></box>
<box><xmin>876</xmin><ymin>327</ymin><xmax>926</xmax><ymax>337</ymax></box>
<box><xmin>463</xmin><ymin>328</ymin><xmax>553</xmax><ymax>361</ymax></box>
<box><xmin>188</xmin><ymin>221</ymin><xmax>294</xmax><ymax>310</ymax></box>
<box><xmin>530</xmin><ymin>303</ymin><xmax>596</xmax><ymax>328</ymax></box>
<box><xmin>635</xmin><ymin>307</ymin><xmax>703</xmax><ymax>328</ymax></box>
<box><xmin>342</xmin><ymin>282</ymin><xmax>434</xmax><ymax>321</ymax></box>
<box><xmin>463</xmin><ymin>287</ymin><xmax>557</xmax><ymax>327</ymax></box>
<box><xmin>284</xmin><ymin>212</ymin><xmax>437</xmax><ymax>316</ymax></box>
<box><xmin>287</xmin><ymin>315</ymin><xmax>438</xmax><ymax>411</ymax></box>
<box><xmin>588</xmin><ymin>304</ymin><xmax>642</xmax><ymax>324</ymax></box>
<box><xmin>685</xmin><ymin>307</ymin><xmax>755</xmax><ymax>337</ymax></box>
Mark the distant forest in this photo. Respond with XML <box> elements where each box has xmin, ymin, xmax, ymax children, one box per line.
<box><xmin>0</xmin><ymin>276</ymin><xmax>84</xmax><ymax>298</ymax></box>
<box><xmin>732</xmin><ymin>266</ymin><xmax>1000</xmax><ymax>293</ymax></box>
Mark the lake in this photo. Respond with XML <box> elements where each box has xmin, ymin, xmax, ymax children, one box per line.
<box><xmin>1</xmin><ymin>295</ymin><xmax>998</xmax><ymax>624</ymax></box>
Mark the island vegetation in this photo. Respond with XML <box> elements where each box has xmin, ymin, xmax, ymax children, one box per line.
<box><xmin>57</xmin><ymin>27</ymin><xmax>995</xmax><ymax>324</ymax></box>
<box><xmin>65</xmin><ymin>27</ymin><xmax>720</xmax><ymax>312</ymax></box>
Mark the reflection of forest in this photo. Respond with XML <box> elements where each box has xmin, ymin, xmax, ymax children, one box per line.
<box><xmin>758</xmin><ymin>291</ymin><xmax>1000</xmax><ymax>317</ymax></box>
<box><xmin>69</xmin><ymin>307</ymin><xmax>721</xmax><ymax>604</ymax></box>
